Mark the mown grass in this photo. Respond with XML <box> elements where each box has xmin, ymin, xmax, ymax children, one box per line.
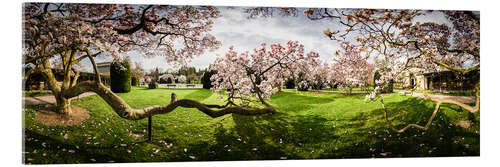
<box><xmin>23</xmin><ymin>87</ymin><xmax>479</xmax><ymax>164</ymax></box>
<box><xmin>23</xmin><ymin>90</ymin><xmax>52</xmax><ymax>97</ymax></box>
<box><xmin>324</xmin><ymin>87</ymin><xmax>373</xmax><ymax>92</ymax></box>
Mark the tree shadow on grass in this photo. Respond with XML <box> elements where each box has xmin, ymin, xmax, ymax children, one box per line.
<box><xmin>24</xmin><ymin>129</ymin><xmax>137</xmax><ymax>163</ymax></box>
<box><xmin>192</xmin><ymin>112</ymin><xmax>346</xmax><ymax>160</ymax></box>
<box><xmin>321</xmin><ymin>97</ymin><xmax>480</xmax><ymax>158</ymax></box>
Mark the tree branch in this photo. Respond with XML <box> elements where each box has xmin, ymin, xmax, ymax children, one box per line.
<box><xmin>434</xmin><ymin>62</ymin><xmax>479</xmax><ymax>75</ymax></box>
<box><xmin>63</xmin><ymin>81</ymin><xmax>275</xmax><ymax>120</ymax></box>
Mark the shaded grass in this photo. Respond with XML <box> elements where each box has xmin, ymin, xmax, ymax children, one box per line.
<box><xmin>23</xmin><ymin>90</ymin><xmax>52</xmax><ymax>97</ymax></box>
<box><xmin>23</xmin><ymin>87</ymin><xmax>479</xmax><ymax>164</ymax></box>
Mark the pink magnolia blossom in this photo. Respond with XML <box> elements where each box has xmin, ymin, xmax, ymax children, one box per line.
<box><xmin>210</xmin><ymin>41</ymin><xmax>320</xmax><ymax>103</ymax></box>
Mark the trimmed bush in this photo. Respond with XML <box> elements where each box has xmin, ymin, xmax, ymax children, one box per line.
<box><xmin>201</xmin><ymin>70</ymin><xmax>217</xmax><ymax>89</ymax></box>
<box><xmin>110</xmin><ymin>60</ymin><xmax>132</xmax><ymax>93</ymax></box>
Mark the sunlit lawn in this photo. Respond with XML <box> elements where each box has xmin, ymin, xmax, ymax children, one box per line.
<box><xmin>23</xmin><ymin>87</ymin><xmax>479</xmax><ymax>164</ymax></box>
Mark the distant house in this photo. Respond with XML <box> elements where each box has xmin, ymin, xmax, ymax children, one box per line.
<box><xmin>96</xmin><ymin>62</ymin><xmax>111</xmax><ymax>76</ymax></box>
<box><xmin>23</xmin><ymin>64</ymin><xmax>112</xmax><ymax>91</ymax></box>
<box><xmin>397</xmin><ymin>68</ymin><xmax>428</xmax><ymax>90</ymax></box>
<box><xmin>422</xmin><ymin>70</ymin><xmax>479</xmax><ymax>91</ymax></box>
<box><xmin>398</xmin><ymin>68</ymin><xmax>479</xmax><ymax>91</ymax></box>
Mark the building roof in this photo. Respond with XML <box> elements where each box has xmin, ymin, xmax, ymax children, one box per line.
<box><xmin>96</xmin><ymin>62</ymin><xmax>111</xmax><ymax>66</ymax></box>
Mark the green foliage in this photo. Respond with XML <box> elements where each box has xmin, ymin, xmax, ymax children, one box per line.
<box><xmin>166</xmin><ymin>77</ymin><xmax>173</xmax><ymax>84</ymax></box>
<box><xmin>23</xmin><ymin>88</ymin><xmax>479</xmax><ymax>163</ymax></box>
<box><xmin>148</xmin><ymin>81</ymin><xmax>158</xmax><ymax>89</ymax></box>
<box><xmin>110</xmin><ymin>60</ymin><xmax>132</xmax><ymax>93</ymax></box>
<box><xmin>285</xmin><ymin>79</ymin><xmax>295</xmax><ymax>89</ymax></box>
<box><xmin>131</xmin><ymin>76</ymin><xmax>138</xmax><ymax>86</ymax></box>
<box><xmin>201</xmin><ymin>70</ymin><xmax>217</xmax><ymax>89</ymax></box>
<box><xmin>187</xmin><ymin>74</ymin><xmax>199</xmax><ymax>84</ymax></box>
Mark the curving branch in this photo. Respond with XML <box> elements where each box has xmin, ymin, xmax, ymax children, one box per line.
<box><xmin>434</xmin><ymin>62</ymin><xmax>480</xmax><ymax>75</ymax></box>
<box><xmin>380</xmin><ymin>97</ymin><xmax>441</xmax><ymax>133</ymax></box>
<box><xmin>63</xmin><ymin>81</ymin><xmax>275</xmax><ymax>120</ymax></box>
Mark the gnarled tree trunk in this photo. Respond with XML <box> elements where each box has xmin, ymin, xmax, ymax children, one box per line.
<box><xmin>54</xmin><ymin>93</ymin><xmax>72</xmax><ymax>115</ymax></box>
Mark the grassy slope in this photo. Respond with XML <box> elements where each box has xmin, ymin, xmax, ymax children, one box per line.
<box><xmin>23</xmin><ymin>87</ymin><xmax>479</xmax><ymax>164</ymax></box>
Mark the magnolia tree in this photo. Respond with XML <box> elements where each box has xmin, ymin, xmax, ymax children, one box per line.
<box><xmin>23</xmin><ymin>3</ymin><xmax>277</xmax><ymax>120</ymax></box>
<box><xmin>302</xmin><ymin>61</ymin><xmax>331</xmax><ymax>90</ymax></box>
<box><xmin>331</xmin><ymin>42</ymin><xmax>374</xmax><ymax>95</ymax></box>
<box><xmin>176</xmin><ymin>75</ymin><xmax>187</xmax><ymax>83</ymax></box>
<box><xmin>210</xmin><ymin>41</ymin><xmax>320</xmax><ymax>110</ymax></box>
<box><xmin>246</xmin><ymin>8</ymin><xmax>479</xmax><ymax>132</ymax></box>
<box><xmin>159</xmin><ymin>73</ymin><xmax>175</xmax><ymax>83</ymax></box>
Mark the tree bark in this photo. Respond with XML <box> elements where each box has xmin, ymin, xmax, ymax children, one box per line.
<box><xmin>54</xmin><ymin>93</ymin><xmax>72</xmax><ymax>115</ymax></box>
<box><xmin>62</xmin><ymin>81</ymin><xmax>275</xmax><ymax>120</ymax></box>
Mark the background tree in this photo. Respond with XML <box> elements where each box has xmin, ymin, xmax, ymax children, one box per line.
<box><xmin>159</xmin><ymin>73</ymin><xmax>175</xmax><ymax>84</ymax></box>
<box><xmin>201</xmin><ymin>69</ymin><xmax>217</xmax><ymax>89</ymax></box>
<box><xmin>149</xmin><ymin>68</ymin><xmax>160</xmax><ymax>89</ymax></box>
<box><xmin>330</xmin><ymin>42</ymin><xmax>374</xmax><ymax>95</ymax></box>
<box><xmin>210</xmin><ymin>41</ymin><xmax>320</xmax><ymax>110</ymax></box>
<box><xmin>176</xmin><ymin>75</ymin><xmax>187</xmax><ymax>83</ymax></box>
<box><xmin>309</xmin><ymin>62</ymin><xmax>331</xmax><ymax>90</ymax></box>
<box><xmin>131</xmin><ymin>62</ymin><xmax>145</xmax><ymax>86</ymax></box>
<box><xmin>186</xmin><ymin>74</ymin><xmax>199</xmax><ymax>84</ymax></box>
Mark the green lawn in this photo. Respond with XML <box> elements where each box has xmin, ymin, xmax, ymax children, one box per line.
<box><xmin>23</xmin><ymin>87</ymin><xmax>479</xmax><ymax>164</ymax></box>
<box><xmin>23</xmin><ymin>90</ymin><xmax>52</xmax><ymax>97</ymax></box>
<box><xmin>325</xmin><ymin>87</ymin><xmax>374</xmax><ymax>92</ymax></box>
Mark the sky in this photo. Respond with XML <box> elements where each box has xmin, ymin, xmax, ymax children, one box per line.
<box><xmin>86</xmin><ymin>6</ymin><xmax>459</xmax><ymax>73</ymax></box>
<box><xmin>90</xmin><ymin>7</ymin><xmax>343</xmax><ymax>73</ymax></box>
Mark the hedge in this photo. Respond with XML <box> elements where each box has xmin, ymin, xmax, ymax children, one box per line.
<box><xmin>201</xmin><ymin>70</ymin><xmax>217</xmax><ymax>89</ymax></box>
<box><xmin>110</xmin><ymin>60</ymin><xmax>131</xmax><ymax>93</ymax></box>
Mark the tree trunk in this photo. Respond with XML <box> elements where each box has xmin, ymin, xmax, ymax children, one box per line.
<box><xmin>55</xmin><ymin>93</ymin><xmax>72</xmax><ymax>115</ymax></box>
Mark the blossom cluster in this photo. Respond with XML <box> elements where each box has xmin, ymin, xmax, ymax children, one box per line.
<box><xmin>210</xmin><ymin>41</ymin><xmax>320</xmax><ymax>102</ymax></box>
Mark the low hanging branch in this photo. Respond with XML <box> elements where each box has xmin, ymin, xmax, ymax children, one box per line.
<box><xmin>63</xmin><ymin>81</ymin><xmax>275</xmax><ymax>120</ymax></box>
<box><xmin>379</xmin><ymin>82</ymin><xmax>479</xmax><ymax>133</ymax></box>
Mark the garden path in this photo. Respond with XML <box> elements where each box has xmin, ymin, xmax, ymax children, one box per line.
<box><xmin>393</xmin><ymin>89</ymin><xmax>476</xmax><ymax>104</ymax></box>
<box><xmin>23</xmin><ymin>92</ymin><xmax>96</xmax><ymax>106</ymax></box>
